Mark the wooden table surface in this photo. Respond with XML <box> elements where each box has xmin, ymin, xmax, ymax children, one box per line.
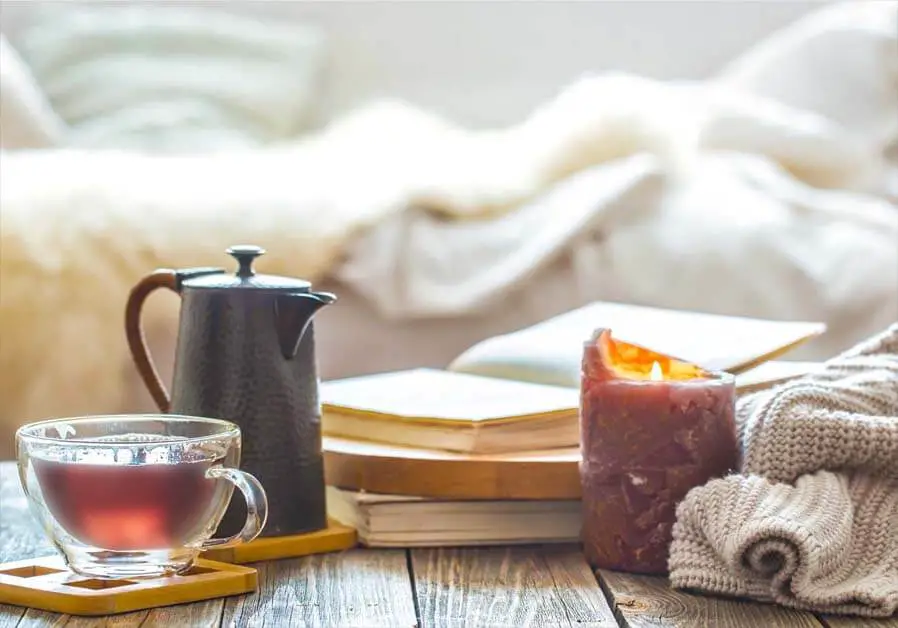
<box><xmin>1</xmin><ymin>464</ymin><xmax>895</xmax><ymax>627</ymax></box>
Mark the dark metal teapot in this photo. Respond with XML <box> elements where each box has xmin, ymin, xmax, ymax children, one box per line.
<box><xmin>125</xmin><ymin>245</ymin><xmax>336</xmax><ymax>537</ymax></box>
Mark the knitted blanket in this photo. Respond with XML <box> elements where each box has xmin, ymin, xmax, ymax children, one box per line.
<box><xmin>669</xmin><ymin>324</ymin><xmax>898</xmax><ymax>617</ymax></box>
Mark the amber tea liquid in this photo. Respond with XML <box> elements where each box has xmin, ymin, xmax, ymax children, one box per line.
<box><xmin>32</xmin><ymin>435</ymin><xmax>224</xmax><ymax>551</ymax></box>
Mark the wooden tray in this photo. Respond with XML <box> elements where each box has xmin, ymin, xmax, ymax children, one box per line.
<box><xmin>202</xmin><ymin>519</ymin><xmax>357</xmax><ymax>564</ymax></box>
<box><xmin>0</xmin><ymin>555</ymin><xmax>256</xmax><ymax>616</ymax></box>
<box><xmin>323</xmin><ymin>436</ymin><xmax>581</xmax><ymax>499</ymax></box>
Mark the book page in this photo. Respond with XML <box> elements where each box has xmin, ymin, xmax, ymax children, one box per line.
<box><xmin>449</xmin><ymin>301</ymin><xmax>825</xmax><ymax>387</ymax></box>
<box><xmin>321</xmin><ymin>369</ymin><xmax>579</xmax><ymax>422</ymax></box>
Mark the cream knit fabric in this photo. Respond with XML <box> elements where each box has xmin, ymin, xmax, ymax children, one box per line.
<box><xmin>669</xmin><ymin>323</ymin><xmax>898</xmax><ymax>618</ymax></box>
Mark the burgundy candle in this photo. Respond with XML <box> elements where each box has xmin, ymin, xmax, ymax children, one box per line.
<box><xmin>579</xmin><ymin>328</ymin><xmax>738</xmax><ymax>574</ymax></box>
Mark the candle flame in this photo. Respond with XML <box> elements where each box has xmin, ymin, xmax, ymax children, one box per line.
<box><xmin>594</xmin><ymin>329</ymin><xmax>713</xmax><ymax>381</ymax></box>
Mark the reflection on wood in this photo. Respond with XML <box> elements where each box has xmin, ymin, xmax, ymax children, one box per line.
<box><xmin>411</xmin><ymin>545</ymin><xmax>616</xmax><ymax>627</ymax></box>
<box><xmin>222</xmin><ymin>550</ymin><xmax>416</xmax><ymax>627</ymax></box>
<box><xmin>598</xmin><ymin>570</ymin><xmax>822</xmax><ymax>628</ymax></box>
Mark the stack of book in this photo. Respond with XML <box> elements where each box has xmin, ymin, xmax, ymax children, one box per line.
<box><xmin>326</xmin><ymin>487</ymin><xmax>582</xmax><ymax>547</ymax></box>
<box><xmin>320</xmin><ymin>301</ymin><xmax>826</xmax><ymax>547</ymax></box>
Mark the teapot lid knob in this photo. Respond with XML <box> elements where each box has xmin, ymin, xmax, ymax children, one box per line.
<box><xmin>226</xmin><ymin>245</ymin><xmax>266</xmax><ymax>278</ymax></box>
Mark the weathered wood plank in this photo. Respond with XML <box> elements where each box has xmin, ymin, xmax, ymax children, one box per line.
<box><xmin>138</xmin><ymin>600</ymin><xmax>224</xmax><ymax>627</ymax></box>
<box><xmin>819</xmin><ymin>617</ymin><xmax>898</xmax><ymax>627</ymax></box>
<box><xmin>0</xmin><ymin>463</ymin><xmax>223</xmax><ymax>627</ymax></box>
<box><xmin>0</xmin><ymin>465</ymin><xmax>55</xmax><ymax>563</ymax></box>
<box><xmin>411</xmin><ymin>545</ymin><xmax>615</xmax><ymax>628</ymax></box>
<box><xmin>15</xmin><ymin>605</ymin><xmax>224</xmax><ymax>628</ymax></box>
<box><xmin>16</xmin><ymin>600</ymin><xmax>224</xmax><ymax>628</ymax></box>
<box><xmin>0</xmin><ymin>464</ymin><xmax>54</xmax><ymax>628</ymax></box>
<box><xmin>221</xmin><ymin>549</ymin><xmax>417</xmax><ymax>627</ymax></box>
<box><xmin>0</xmin><ymin>607</ymin><xmax>26</xmax><ymax>628</ymax></box>
<box><xmin>598</xmin><ymin>569</ymin><xmax>823</xmax><ymax>628</ymax></box>
<box><xmin>542</xmin><ymin>547</ymin><xmax>619</xmax><ymax>627</ymax></box>
<box><xmin>18</xmin><ymin>609</ymin><xmax>147</xmax><ymax>627</ymax></box>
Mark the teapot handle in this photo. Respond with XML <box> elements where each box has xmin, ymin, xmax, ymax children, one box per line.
<box><xmin>125</xmin><ymin>270</ymin><xmax>180</xmax><ymax>412</ymax></box>
<box><xmin>125</xmin><ymin>268</ymin><xmax>223</xmax><ymax>412</ymax></box>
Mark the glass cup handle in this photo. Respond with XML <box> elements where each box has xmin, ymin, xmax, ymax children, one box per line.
<box><xmin>200</xmin><ymin>467</ymin><xmax>269</xmax><ymax>549</ymax></box>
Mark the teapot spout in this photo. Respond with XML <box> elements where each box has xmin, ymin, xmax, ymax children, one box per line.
<box><xmin>274</xmin><ymin>291</ymin><xmax>337</xmax><ymax>359</ymax></box>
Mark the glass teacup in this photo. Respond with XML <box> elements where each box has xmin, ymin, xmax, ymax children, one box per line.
<box><xmin>16</xmin><ymin>414</ymin><xmax>268</xmax><ymax>580</ymax></box>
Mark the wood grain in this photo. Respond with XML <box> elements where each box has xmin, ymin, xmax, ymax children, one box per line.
<box><xmin>0</xmin><ymin>466</ymin><xmax>55</xmax><ymax>563</ymax></box>
<box><xmin>819</xmin><ymin>617</ymin><xmax>898</xmax><ymax>628</ymax></box>
<box><xmin>14</xmin><ymin>599</ymin><xmax>225</xmax><ymax>627</ymax></box>
<box><xmin>411</xmin><ymin>545</ymin><xmax>616</xmax><ymax>627</ymax></box>
<box><xmin>0</xmin><ymin>465</ymin><xmax>54</xmax><ymax>628</ymax></box>
<box><xmin>541</xmin><ymin>547</ymin><xmax>619</xmax><ymax>627</ymax></box>
<box><xmin>324</xmin><ymin>436</ymin><xmax>581</xmax><ymax>500</ymax></box>
<box><xmin>598</xmin><ymin>570</ymin><xmax>823</xmax><ymax>628</ymax></box>
<box><xmin>0</xmin><ymin>606</ymin><xmax>26</xmax><ymax>628</ymax></box>
<box><xmin>221</xmin><ymin>549</ymin><xmax>417</xmax><ymax>627</ymax></box>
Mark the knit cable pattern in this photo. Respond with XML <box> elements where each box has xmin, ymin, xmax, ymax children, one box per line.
<box><xmin>669</xmin><ymin>323</ymin><xmax>898</xmax><ymax>617</ymax></box>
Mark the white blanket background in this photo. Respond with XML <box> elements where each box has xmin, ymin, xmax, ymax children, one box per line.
<box><xmin>338</xmin><ymin>0</ymin><xmax>898</xmax><ymax>363</ymax></box>
<box><xmin>0</xmin><ymin>1</ymin><xmax>896</xmax><ymax>451</ymax></box>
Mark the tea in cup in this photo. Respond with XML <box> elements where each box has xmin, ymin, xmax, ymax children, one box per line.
<box><xmin>16</xmin><ymin>414</ymin><xmax>268</xmax><ymax>579</ymax></box>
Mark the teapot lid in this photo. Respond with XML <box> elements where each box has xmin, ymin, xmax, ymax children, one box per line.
<box><xmin>181</xmin><ymin>245</ymin><xmax>312</xmax><ymax>291</ymax></box>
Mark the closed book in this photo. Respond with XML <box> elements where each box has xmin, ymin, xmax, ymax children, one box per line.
<box><xmin>326</xmin><ymin>487</ymin><xmax>581</xmax><ymax>547</ymax></box>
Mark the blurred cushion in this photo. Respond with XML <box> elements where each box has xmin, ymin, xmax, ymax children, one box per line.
<box><xmin>716</xmin><ymin>0</ymin><xmax>898</xmax><ymax>201</ymax></box>
<box><xmin>718</xmin><ymin>1</ymin><xmax>898</xmax><ymax>152</ymax></box>
<box><xmin>0</xmin><ymin>34</ymin><xmax>66</xmax><ymax>149</ymax></box>
<box><xmin>16</xmin><ymin>5</ymin><xmax>325</xmax><ymax>151</ymax></box>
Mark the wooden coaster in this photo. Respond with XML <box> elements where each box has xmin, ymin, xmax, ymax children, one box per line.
<box><xmin>0</xmin><ymin>555</ymin><xmax>256</xmax><ymax>616</ymax></box>
<box><xmin>201</xmin><ymin>519</ymin><xmax>357</xmax><ymax>564</ymax></box>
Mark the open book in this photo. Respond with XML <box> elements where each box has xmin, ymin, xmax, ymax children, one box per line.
<box><xmin>321</xmin><ymin>369</ymin><xmax>580</xmax><ymax>453</ymax></box>
<box><xmin>321</xmin><ymin>301</ymin><xmax>825</xmax><ymax>454</ymax></box>
<box><xmin>448</xmin><ymin>301</ymin><xmax>826</xmax><ymax>388</ymax></box>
